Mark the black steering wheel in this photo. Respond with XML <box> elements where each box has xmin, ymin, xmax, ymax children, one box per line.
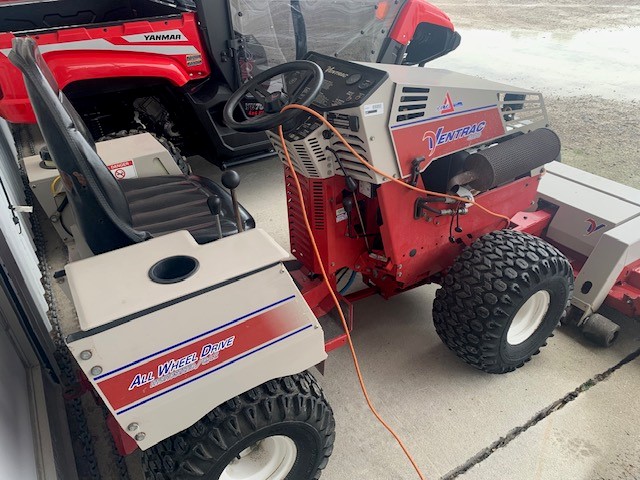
<box><xmin>223</xmin><ymin>60</ymin><xmax>324</xmax><ymax>133</ymax></box>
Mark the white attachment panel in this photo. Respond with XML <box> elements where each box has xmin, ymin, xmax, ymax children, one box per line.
<box><xmin>572</xmin><ymin>215</ymin><xmax>640</xmax><ymax>315</ymax></box>
<box><xmin>67</xmin><ymin>266</ymin><xmax>325</xmax><ymax>450</ymax></box>
<box><xmin>538</xmin><ymin>162</ymin><xmax>640</xmax><ymax>257</ymax></box>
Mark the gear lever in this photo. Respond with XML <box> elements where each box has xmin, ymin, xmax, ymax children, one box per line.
<box><xmin>221</xmin><ymin>170</ymin><xmax>244</xmax><ymax>233</ymax></box>
<box><xmin>206</xmin><ymin>195</ymin><xmax>224</xmax><ymax>240</ymax></box>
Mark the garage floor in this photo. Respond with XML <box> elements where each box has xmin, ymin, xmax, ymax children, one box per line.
<box><xmin>45</xmin><ymin>1</ymin><xmax>640</xmax><ymax>479</ymax></box>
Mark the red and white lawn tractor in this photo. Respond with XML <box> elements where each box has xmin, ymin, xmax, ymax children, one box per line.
<box><xmin>3</xmin><ymin>2</ymin><xmax>639</xmax><ymax>479</ymax></box>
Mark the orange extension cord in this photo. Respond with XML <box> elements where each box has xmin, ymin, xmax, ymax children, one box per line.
<box><xmin>278</xmin><ymin>105</ymin><xmax>514</xmax><ymax>480</ymax></box>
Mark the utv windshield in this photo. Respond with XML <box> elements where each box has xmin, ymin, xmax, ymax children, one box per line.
<box><xmin>230</xmin><ymin>0</ymin><xmax>407</xmax><ymax>81</ymax></box>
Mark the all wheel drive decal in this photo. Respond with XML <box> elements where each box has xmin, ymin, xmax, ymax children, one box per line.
<box><xmin>94</xmin><ymin>296</ymin><xmax>313</xmax><ymax>414</ymax></box>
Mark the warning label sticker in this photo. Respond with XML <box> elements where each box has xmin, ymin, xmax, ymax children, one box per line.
<box><xmin>108</xmin><ymin>160</ymin><xmax>138</xmax><ymax>180</ymax></box>
<box><xmin>336</xmin><ymin>207</ymin><xmax>347</xmax><ymax>223</ymax></box>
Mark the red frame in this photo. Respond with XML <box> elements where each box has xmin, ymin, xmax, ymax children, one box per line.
<box><xmin>287</xmin><ymin>165</ymin><xmax>542</xmax><ymax>299</ymax></box>
<box><xmin>0</xmin><ymin>13</ymin><xmax>210</xmax><ymax>123</ymax></box>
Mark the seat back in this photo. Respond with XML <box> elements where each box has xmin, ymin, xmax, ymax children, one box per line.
<box><xmin>9</xmin><ymin>37</ymin><xmax>149</xmax><ymax>254</ymax></box>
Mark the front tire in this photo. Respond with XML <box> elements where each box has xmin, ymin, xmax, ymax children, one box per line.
<box><xmin>433</xmin><ymin>229</ymin><xmax>573</xmax><ymax>373</ymax></box>
<box><xmin>142</xmin><ymin>372</ymin><xmax>335</xmax><ymax>480</ymax></box>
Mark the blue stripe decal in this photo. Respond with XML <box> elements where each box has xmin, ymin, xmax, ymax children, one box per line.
<box><xmin>115</xmin><ymin>323</ymin><xmax>314</xmax><ymax>415</ymax></box>
<box><xmin>390</xmin><ymin>104</ymin><xmax>498</xmax><ymax>130</ymax></box>
<box><xmin>94</xmin><ymin>295</ymin><xmax>296</xmax><ymax>381</ymax></box>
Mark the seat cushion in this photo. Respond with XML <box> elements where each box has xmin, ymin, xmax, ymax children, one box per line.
<box><xmin>119</xmin><ymin>175</ymin><xmax>255</xmax><ymax>244</ymax></box>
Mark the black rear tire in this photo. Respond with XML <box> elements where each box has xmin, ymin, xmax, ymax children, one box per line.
<box><xmin>142</xmin><ymin>371</ymin><xmax>335</xmax><ymax>480</ymax></box>
<box><xmin>433</xmin><ymin>229</ymin><xmax>574</xmax><ymax>373</ymax></box>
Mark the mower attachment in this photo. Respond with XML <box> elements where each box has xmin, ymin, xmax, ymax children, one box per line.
<box><xmin>64</xmin><ymin>228</ymin><xmax>326</xmax><ymax>450</ymax></box>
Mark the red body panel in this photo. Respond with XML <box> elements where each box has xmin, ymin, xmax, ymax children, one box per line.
<box><xmin>391</xmin><ymin>106</ymin><xmax>506</xmax><ymax>178</ymax></box>
<box><xmin>375</xmin><ymin>175</ymin><xmax>540</xmax><ymax>288</ymax></box>
<box><xmin>288</xmin><ymin>159</ymin><xmax>541</xmax><ymax>298</ymax></box>
<box><xmin>389</xmin><ymin>0</ymin><xmax>455</xmax><ymax>44</ymax></box>
<box><xmin>0</xmin><ymin>13</ymin><xmax>210</xmax><ymax>123</ymax></box>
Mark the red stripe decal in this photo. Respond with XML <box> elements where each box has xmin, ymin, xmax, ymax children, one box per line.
<box><xmin>97</xmin><ymin>300</ymin><xmax>306</xmax><ymax>411</ymax></box>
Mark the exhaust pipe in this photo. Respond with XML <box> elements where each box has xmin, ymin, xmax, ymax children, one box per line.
<box><xmin>449</xmin><ymin>128</ymin><xmax>561</xmax><ymax>191</ymax></box>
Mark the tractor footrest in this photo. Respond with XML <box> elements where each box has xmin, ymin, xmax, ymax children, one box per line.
<box><xmin>319</xmin><ymin>313</ymin><xmax>347</xmax><ymax>353</ymax></box>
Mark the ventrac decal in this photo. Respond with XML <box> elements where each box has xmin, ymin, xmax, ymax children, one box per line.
<box><xmin>422</xmin><ymin>121</ymin><xmax>486</xmax><ymax>157</ymax></box>
<box><xmin>391</xmin><ymin>106</ymin><xmax>506</xmax><ymax>178</ymax></box>
<box><xmin>93</xmin><ymin>296</ymin><xmax>311</xmax><ymax>414</ymax></box>
<box><xmin>0</xmin><ymin>29</ymin><xmax>198</xmax><ymax>57</ymax></box>
<box><xmin>584</xmin><ymin>218</ymin><xmax>606</xmax><ymax>236</ymax></box>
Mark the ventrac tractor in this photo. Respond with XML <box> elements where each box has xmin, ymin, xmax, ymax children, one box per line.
<box><xmin>2</xmin><ymin>0</ymin><xmax>639</xmax><ymax>479</ymax></box>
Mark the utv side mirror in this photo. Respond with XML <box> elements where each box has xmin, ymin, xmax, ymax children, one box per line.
<box><xmin>403</xmin><ymin>23</ymin><xmax>461</xmax><ymax>66</ymax></box>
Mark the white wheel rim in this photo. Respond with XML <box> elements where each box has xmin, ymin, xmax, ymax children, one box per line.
<box><xmin>220</xmin><ymin>435</ymin><xmax>297</xmax><ymax>480</ymax></box>
<box><xmin>507</xmin><ymin>290</ymin><xmax>551</xmax><ymax>345</ymax></box>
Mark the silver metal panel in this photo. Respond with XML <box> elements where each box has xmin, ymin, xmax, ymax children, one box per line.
<box><xmin>538</xmin><ymin>162</ymin><xmax>640</xmax><ymax>256</ymax></box>
<box><xmin>0</xmin><ymin>328</ymin><xmax>39</xmax><ymax>480</ymax></box>
<box><xmin>269</xmin><ymin>79</ymin><xmax>397</xmax><ymax>184</ymax></box>
<box><xmin>360</xmin><ymin>62</ymin><xmax>539</xmax><ymax>94</ymax></box>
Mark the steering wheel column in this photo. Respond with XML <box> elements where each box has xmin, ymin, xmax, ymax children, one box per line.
<box><xmin>223</xmin><ymin>60</ymin><xmax>324</xmax><ymax>133</ymax></box>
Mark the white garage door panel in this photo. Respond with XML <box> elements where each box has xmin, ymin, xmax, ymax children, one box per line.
<box><xmin>0</xmin><ymin>330</ymin><xmax>38</xmax><ymax>480</ymax></box>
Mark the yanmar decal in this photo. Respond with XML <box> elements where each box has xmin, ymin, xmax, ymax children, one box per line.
<box><xmin>122</xmin><ymin>30</ymin><xmax>187</xmax><ymax>43</ymax></box>
<box><xmin>0</xmin><ymin>30</ymin><xmax>198</xmax><ymax>57</ymax></box>
<box><xmin>584</xmin><ymin>218</ymin><xmax>606</xmax><ymax>236</ymax></box>
<box><xmin>95</xmin><ymin>297</ymin><xmax>311</xmax><ymax>414</ymax></box>
<box><xmin>391</xmin><ymin>106</ymin><xmax>505</xmax><ymax>178</ymax></box>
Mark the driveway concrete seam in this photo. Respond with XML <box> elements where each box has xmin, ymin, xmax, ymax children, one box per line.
<box><xmin>441</xmin><ymin>346</ymin><xmax>640</xmax><ymax>479</ymax></box>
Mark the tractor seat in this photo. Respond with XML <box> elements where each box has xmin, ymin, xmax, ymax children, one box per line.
<box><xmin>9</xmin><ymin>37</ymin><xmax>254</xmax><ymax>255</ymax></box>
<box><xmin>120</xmin><ymin>175</ymin><xmax>246</xmax><ymax>244</ymax></box>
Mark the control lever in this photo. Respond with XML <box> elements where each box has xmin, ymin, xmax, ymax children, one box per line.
<box><xmin>221</xmin><ymin>170</ymin><xmax>244</xmax><ymax>233</ymax></box>
<box><xmin>207</xmin><ymin>195</ymin><xmax>224</xmax><ymax>240</ymax></box>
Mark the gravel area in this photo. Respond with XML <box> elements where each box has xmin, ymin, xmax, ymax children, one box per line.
<box><xmin>439</xmin><ymin>1</ymin><xmax>640</xmax><ymax>32</ymax></box>
<box><xmin>431</xmin><ymin>1</ymin><xmax>640</xmax><ymax>188</ymax></box>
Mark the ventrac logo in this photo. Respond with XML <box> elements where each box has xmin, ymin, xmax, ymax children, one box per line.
<box><xmin>584</xmin><ymin>218</ymin><xmax>606</xmax><ymax>236</ymax></box>
<box><xmin>438</xmin><ymin>92</ymin><xmax>463</xmax><ymax>114</ymax></box>
<box><xmin>422</xmin><ymin>121</ymin><xmax>486</xmax><ymax>156</ymax></box>
<box><xmin>324</xmin><ymin>66</ymin><xmax>349</xmax><ymax>78</ymax></box>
